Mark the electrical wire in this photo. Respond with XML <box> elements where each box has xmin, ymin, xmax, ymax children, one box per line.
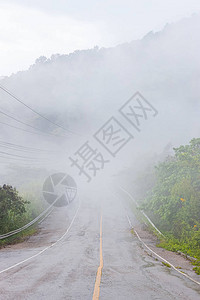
<box><xmin>0</xmin><ymin>150</ymin><xmax>47</xmax><ymax>160</ymax></box>
<box><xmin>0</xmin><ymin>139</ymin><xmax>60</xmax><ymax>154</ymax></box>
<box><xmin>0</xmin><ymin>120</ymin><xmax>64</xmax><ymax>137</ymax></box>
<box><xmin>0</xmin><ymin>84</ymin><xmax>81</xmax><ymax>136</ymax></box>
<box><xmin>0</xmin><ymin>109</ymin><xmax>68</xmax><ymax>138</ymax></box>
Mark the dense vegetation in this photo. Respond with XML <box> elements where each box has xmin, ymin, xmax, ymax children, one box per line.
<box><xmin>0</xmin><ymin>184</ymin><xmax>29</xmax><ymax>234</ymax></box>
<box><xmin>142</xmin><ymin>138</ymin><xmax>200</xmax><ymax>271</ymax></box>
<box><xmin>0</xmin><ymin>181</ymin><xmax>45</xmax><ymax>246</ymax></box>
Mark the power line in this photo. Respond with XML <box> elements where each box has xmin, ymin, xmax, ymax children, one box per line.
<box><xmin>0</xmin><ymin>141</ymin><xmax>66</xmax><ymax>168</ymax></box>
<box><xmin>0</xmin><ymin>156</ymin><xmax>49</xmax><ymax>166</ymax></box>
<box><xmin>0</xmin><ymin>109</ymin><xmax>68</xmax><ymax>138</ymax></box>
<box><xmin>0</xmin><ymin>154</ymin><xmax>56</xmax><ymax>169</ymax></box>
<box><xmin>0</xmin><ymin>151</ymin><xmax>50</xmax><ymax>165</ymax></box>
<box><xmin>0</xmin><ymin>139</ymin><xmax>60</xmax><ymax>154</ymax></box>
<box><xmin>0</xmin><ymin>150</ymin><xmax>46</xmax><ymax>160</ymax></box>
<box><xmin>0</xmin><ymin>84</ymin><xmax>81</xmax><ymax>136</ymax></box>
<box><xmin>0</xmin><ymin>155</ymin><xmax>31</xmax><ymax>162</ymax></box>
<box><xmin>0</xmin><ymin>155</ymin><xmax>37</xmax><ymax>162</ymax></box>
<box><xmin>0</xmin><ymin>143</ymin><xmax>56</xmax><ymax>155</ymax></box>
<box><xmin>0</xmin><ymin>144</ymin><xmax>42</xmax><ymax>154</ymax></box>
<box><xmin>0</xmin><ymin>120</ymin><xmax>64</xmax><ymax>137</ymax></box>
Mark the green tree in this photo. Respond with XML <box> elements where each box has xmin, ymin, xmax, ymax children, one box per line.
<box><xmin>0</xmin><ymin>184</ymin><xmax>29</xmax><ymax>234</ymax></box>
<box><xmin>143</xmin><ymin>138</ymin><xmax>200</xmax><ymax>246</ymax></box>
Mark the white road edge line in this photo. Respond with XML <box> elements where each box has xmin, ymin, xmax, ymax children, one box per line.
<box><xmin>0</xmin><ymin>201</ymin><xmax>81</xmax><ymax>275</ymax></box>
<box><xmin>120</xmin><ymin>187</ymin><xmax>164</xmax><ymax>237</ymax></box>
<box><xmin>126</xmin><ymin>215</ymin><xmax>200</xmax><ymax>286</ymax></box>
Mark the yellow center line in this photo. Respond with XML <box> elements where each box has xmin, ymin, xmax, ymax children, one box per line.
<box><xmin>92</xmin><ymin>215</ymin><xmax>103</xmax><ymax>300</ymax></box>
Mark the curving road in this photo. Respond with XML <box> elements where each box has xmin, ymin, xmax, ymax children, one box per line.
<box><xmin>0</xmin><ymin>189</ymin><xmax>200</xmax><ymax>300</ymax></box>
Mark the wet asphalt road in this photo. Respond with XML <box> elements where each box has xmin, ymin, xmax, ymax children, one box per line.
<box><xmin>0</xmin><ymin>190</ymin><xmax>200</xmax><ymax>300</ymax></box>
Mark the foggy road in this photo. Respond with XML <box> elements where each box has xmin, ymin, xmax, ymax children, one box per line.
<box><xmin>1</xmin><ymin>1</ymin><xmax>200</xmax><ymax>299</ymax></box>
<box><xmin>0</xmin><ymin>191</ymin><xmax>200</xmax><ymax>300</ymax></box>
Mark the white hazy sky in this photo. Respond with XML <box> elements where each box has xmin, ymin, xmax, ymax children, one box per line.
<box><xmin>0</xmin><ymin>0</ymin><xmax>200</xmax><ymax>77</ymax></box>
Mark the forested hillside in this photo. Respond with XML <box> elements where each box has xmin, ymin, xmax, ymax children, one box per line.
<box><xmin>0</xmin><ymin>14</ymin><xmax>200</xmax><ymax>150</ymax></box>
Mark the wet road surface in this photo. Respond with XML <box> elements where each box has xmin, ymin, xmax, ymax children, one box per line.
<box><xmin>0</xmin><ymin>190</ymin><xmax>200</xmax><ymax>299</ymax></box>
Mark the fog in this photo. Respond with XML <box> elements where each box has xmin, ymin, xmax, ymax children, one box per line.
<box><xmin>1</xmin><ymin>6</ymin><xmax>200</xmax><ymax>298</ymax></box>
<box><xmin>0</xmin><ymin>14</ymin><xmax>200</xmax><ymax>194</ymax></box>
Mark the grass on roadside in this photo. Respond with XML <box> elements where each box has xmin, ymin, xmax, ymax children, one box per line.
<box><xmin>0</xmin><ymin>225</ymin><xmax>38</xmax><ymax>249</ymax></box>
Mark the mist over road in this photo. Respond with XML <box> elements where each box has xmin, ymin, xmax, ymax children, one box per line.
<box><xmin>0</xmin><ymin>190</ymin><xmax>199</xmax><ymax>300</ymax></box>
<box><xmin>1</xmin><ymin>2</ymin><xmax>200</xmax><ymax>299</ymax></box>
